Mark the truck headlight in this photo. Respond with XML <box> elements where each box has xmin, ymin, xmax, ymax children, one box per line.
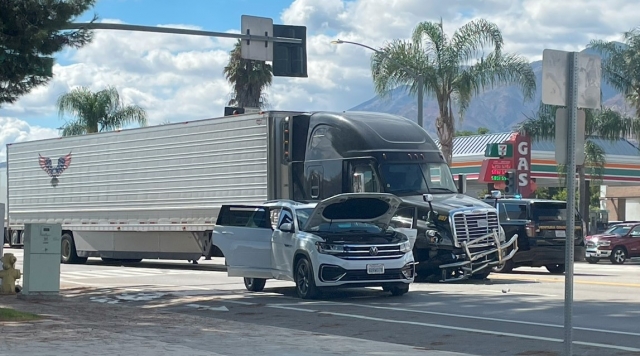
<box><xmin>399</xmin><ymin>240</ymin><xmax>411</xmax><ymax>253</ymax></box>
<box><xmin>597</xmin><ymin>240</ymin><xmax>610</xmax><ymax>247</ymax></box>
<box><xmin>316</xmin><ymin>242</ymin><xmax>345</xmax><ymax>254</ymax></box>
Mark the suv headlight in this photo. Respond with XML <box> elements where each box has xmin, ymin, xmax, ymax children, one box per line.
<box><xmin>316</xmin><ymin>242</ymin><xmax>345</xmax><ymax>254</ymax></box>
<box><xmin>399</xmin><ymin>240</ymin><xmax>411</xmax><ymax>253</ymax></box>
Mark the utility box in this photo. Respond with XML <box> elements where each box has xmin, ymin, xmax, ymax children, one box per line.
<box><xmin>21</xmin><ymin>223</ymin><xmax>61</xmax><ymax>296</ymax></box>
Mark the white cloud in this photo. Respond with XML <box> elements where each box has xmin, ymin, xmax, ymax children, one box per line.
<box><xmin>0</xmin><ymin>117</ymin><xmax>59</xmax><ymax>161</ymax></box>
<box><xmin>1</xmin><ymin>0</ymin><xmax>639</xmax><ymax>144</ymax></box>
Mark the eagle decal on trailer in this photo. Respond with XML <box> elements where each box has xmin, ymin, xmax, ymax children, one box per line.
<box><xmin>38</xmin><ymin>152</ymin><xmax>72</xmax><ymax>187</ymax></box>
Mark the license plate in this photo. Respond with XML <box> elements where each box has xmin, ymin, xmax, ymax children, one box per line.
<box><xmin>367</xmin><ymin>264</ymin><xmax>385</xmax><ymax>275</ymax></box>
<box><xmin>555</xmin><ymin>230</ymin><xmax>566</xmax><ymax>237</ymax></box>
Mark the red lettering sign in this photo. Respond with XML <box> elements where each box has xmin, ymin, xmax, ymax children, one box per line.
<box><xmin>479</xmin><ymin>159</ymin><xmax>513</xmax><ymax>183</ymax></box>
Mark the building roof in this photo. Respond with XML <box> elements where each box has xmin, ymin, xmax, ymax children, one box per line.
<box><xmin>435</xmin><ymin>132</ymin><xmax>640</xmax><ymax>156</ymax></box>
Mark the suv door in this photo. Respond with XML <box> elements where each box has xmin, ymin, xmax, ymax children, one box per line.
<box><xmin>271</xmin><ymin>208</ymin><xmax>297</xmax><ymax>277</ymax></box>
<box><xmin>212</xmin><ymin>205</ymin><xmax>274</xmax><ymax>279</ymax></box>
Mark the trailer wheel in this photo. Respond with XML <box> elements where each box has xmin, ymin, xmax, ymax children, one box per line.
<box><xmin>243</xmin><ymin>278</ymin><xmax>266</xmax><ymax>292</ymax></box>
<box><xmin>61</xmin><ymin>233</ymin><xmax>87</xmax><ymax>264</ymax></box>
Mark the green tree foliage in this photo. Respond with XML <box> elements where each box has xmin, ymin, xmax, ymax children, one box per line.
<box><xmin>455</xmin><ymin>127</ymin><xmax>490</xmax><ymax>137</ymax></box>
<box><xmin>370</xmin><ymin>19</ymin><xmax>536</xmax><ymax>164</ymax></box>
<box><xmin>223</xmin><ymin>39</ymin><xmax>272</xmax><ymax>109</ymax></box>
<box><xmin>589</xmin><ymin>27</ymin><xmax>640</xmax><ymax>116</ymax></box>
<box><xmin>57</xmin><ymin>86</ymin><xmax>147</xmax><ymax>136</ymax></box>
<box><xmin>0</xmin><ymin>0</ymin><xmax>97</xmax><ymax>105</ymax></box>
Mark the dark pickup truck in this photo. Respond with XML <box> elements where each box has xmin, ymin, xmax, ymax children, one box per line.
<box><xmin>482</xmin><ymin>197</ymin><xmax>585</xmax><ymax>274</ymax></box>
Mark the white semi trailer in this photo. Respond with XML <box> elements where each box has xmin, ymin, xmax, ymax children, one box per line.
<box><xmin>5</xmin><ymin>110</ymin><xmax>514</xmax><ymax>281</ymax></box>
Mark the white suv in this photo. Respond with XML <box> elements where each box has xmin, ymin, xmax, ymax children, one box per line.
<box><xmin>212</xmin><ymin>193</ymin><xmax>416</xmax><ymax>299</ymax></box>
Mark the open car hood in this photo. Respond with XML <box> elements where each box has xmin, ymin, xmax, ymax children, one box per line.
<box><xmin>301</xmin><ymin>193</ymin><xmax>403</xmax><ymax>232</ymax></box>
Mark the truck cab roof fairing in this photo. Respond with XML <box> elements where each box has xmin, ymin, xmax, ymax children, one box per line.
<box><xmin>306</xmin><ymin>111</ymin><xmax>442</xmax><ymax>157</ymax></box>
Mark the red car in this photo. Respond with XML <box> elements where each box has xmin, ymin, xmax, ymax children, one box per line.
<box><xmin>585</xmin><ymin>223</ymin><xmax>640</xmax><ymax>264</ymax></box>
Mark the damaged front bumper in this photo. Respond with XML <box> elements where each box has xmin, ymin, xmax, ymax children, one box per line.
<box><xmin>438</xmin><ymin>232</ymin><xmax>519</xmax><ymax>282</ymax></box>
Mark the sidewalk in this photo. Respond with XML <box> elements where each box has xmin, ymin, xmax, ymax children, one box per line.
<box><xmin>0</xmin><ymin>290</ymin><xmax>478</xmax><ymax>356</ymax></box>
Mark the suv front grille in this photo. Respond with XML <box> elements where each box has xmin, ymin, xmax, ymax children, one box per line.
<box><xmin>332</xmin><ymin>244</ymin><xmax>405</xmax><ymax>260</ymax></box>
<box><xmin>452</xmin><ymin>210</ymin><xmax>499</xmax><ymax>246</ymax></box>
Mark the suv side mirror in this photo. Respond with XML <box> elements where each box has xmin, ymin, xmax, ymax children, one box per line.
<box><xmin>279</xmin><ymin>222</ymin><xmax>294</xmax><ymax>232</ymax></box>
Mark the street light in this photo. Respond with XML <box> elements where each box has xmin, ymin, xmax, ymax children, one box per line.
<box><xmin>331</xmin><ymin>39</ymin><xmax>424</xmax><ymax>128</ymax></box>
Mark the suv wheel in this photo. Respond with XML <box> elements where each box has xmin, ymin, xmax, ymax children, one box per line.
<box><xmin>492</xmin><ymin>259</ymin><xmax>514</xmax><ymax>273</ymax></box>
<box><xmin>610</xmin><ymin>247</ymin><xmax>627</xmax><ymax>265</ymax></box>
<box><xmin>545</xmin><ymin>264</ymin><xmax>565</xmax><ymax>274</ymax></box>
<box><xmin>586</xmin><ymin>257</ymin><xmax>599</xmax><ymax>264</ymax></box>
<box><xmin>244</xmin><ymin>278</ymin><xmax>266</xmax><ymax>292</ymax></box>
<box><xmin>294</xmin><ymin>257</ymin><xmax>319</xmax><ymax>299</ymax></box>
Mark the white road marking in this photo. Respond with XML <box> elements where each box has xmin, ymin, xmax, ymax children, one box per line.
<box><xmin>268</xmin><ymin>306</ymin><xmax>640</xmax><ymax>353</ymax></box>
<box><xmin>478</xmin><ymin>289</ymin><xmax>558</xmax><ymax>297</ymax></box>
<box><xmin>274</xmin><ymin>300</ymin><xmax>640</xmax><ymax>338</ymax></box>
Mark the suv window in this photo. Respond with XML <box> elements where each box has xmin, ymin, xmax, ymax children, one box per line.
<box><xmin>531</xmin><ymin>202</ymin><xmax>579</xmax><ymax>221</ymax></box>
<box><xmin>499</xmin><ymin>203</ymin><xmax>528</xmax><ymax>220</ymax></box>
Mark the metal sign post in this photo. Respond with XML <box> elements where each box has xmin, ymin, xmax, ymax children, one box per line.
<box><xmin>542</xmin><ymin>48</ymin><xmax>601</xmax><ymax>356</ymax></box>
<box><xmin>564</xmin><ymin>51</ymin><xmax>579</xmax><ymax>356</ymax></box>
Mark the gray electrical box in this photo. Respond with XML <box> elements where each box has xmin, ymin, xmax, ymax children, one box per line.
<box><xmin>22</xmin><ymin>223</ymin><xmax>62</xmax><ymax>296</ymax></box>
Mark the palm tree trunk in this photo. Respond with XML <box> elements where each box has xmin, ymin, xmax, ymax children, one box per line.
<box><xmin>578</xmin><ymin>165</ymin><xmax>588</xmax><ymax>235</ymax></box>
<box><xmin>436</xmin><ymin>101</ymin><xmax>455</xmax><ymax>165</ymax></box>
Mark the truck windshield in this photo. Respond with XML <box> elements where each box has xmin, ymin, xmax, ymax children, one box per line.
<box><xmin>380</xmin><ymin>162</ymin><xmax>458</xmax><ymax>195</ymax></box>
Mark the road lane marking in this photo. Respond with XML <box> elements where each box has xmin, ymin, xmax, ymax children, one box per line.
<box><xmin>269</xmin><ymin>305</ymin><xmax>318</xmax><ymax>313</ymax></box>
<box><xmin>488</xmin><ymin>274</ymin><xmax>640</xmax><ymax>288</ymax></box>
<box><xmin>478</xmin><ymin>289</ymin><xmax>558</xmax><ymax>297</ymax></box>
<box><xmin>268</xmin><ymin>305</ymin><xmax>640</xmax><ymax>353</ymax></box>
<box><xmin>274</xmin><ymin>300</ymin><xmax>640</xmax><ymax>338</ymax></box>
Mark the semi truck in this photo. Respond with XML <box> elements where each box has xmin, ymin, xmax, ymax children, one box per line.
<box><xmin>4</xmin><ymin>110</ymin><xmax>516</xmax><ymax>281</ymax></box>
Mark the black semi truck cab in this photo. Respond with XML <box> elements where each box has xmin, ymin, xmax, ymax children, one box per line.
<box><xmin>276</xmin><ymin>111</ymin><xmax>518</xmax><ymax>281</ymax></box>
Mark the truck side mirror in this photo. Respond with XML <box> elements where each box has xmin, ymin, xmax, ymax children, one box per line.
<box><xmin>352</xmin><ymin>173</ymin><xmax>364</xmax><ymax>193</ymax></box>
<box><xmin>423</xmin><ymin>194</ymin><xmax>433</xmax><ymax>202</ymax></box>
<box><xmin>279</xmin><ymin>223</ymin><xmax>294</xmax><ymax>232</ymax></box>
<box><xmin>490</xmin><ymin>190</ymin><xmax>502</xmax><ymax>199</ymax></box>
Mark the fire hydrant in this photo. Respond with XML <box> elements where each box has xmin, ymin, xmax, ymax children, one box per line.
<box><xmin>0</xmin><ymin>253</ymin><xmax>21</xmax><ymax>295</ymax></box>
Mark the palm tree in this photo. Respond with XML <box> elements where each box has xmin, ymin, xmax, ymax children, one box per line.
<box><xmin>370</xmin><ymin>19</ymin><xmax>537</xmax><ymax>164</ymax></box>
<box><xmin>57</xmin><ymin>86</ymin><xmax>147</xmax><ymax>136</ymax></box>
<box><xmin>517</xmin><ymin>102</ymin><xmax>638</xmax><ymax>229</ymax></box>
<box><xmin>588</xmin><ymin>27</ymin><xmax>640</xmax><ymax>116</ymax></box>
<box><xmin>223</xmin><ymin>39</ymin><xmax>273</xmax><ymax>109</ymax></box>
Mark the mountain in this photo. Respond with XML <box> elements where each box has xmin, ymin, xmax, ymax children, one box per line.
<box><xmin>349</xmin><ymin>46</ymin><xmax>636</xmax><ymax>135</ymax></box>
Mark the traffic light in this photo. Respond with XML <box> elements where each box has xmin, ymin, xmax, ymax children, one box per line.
<box><xmin>504</xmin><ymin>170</ymin><xmax>516</xmax><ymax>194</ymax></box>
<box><xmin>272</xmin><ymin>25</ymin><xmax>307</xmax><ymax>77</ymax></box>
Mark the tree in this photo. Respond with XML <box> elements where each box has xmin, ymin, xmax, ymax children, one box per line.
<box><xmin>455</xmin><ymin>127</ymin><xmax>490</xmax><ymax>137</ymax></box>
<box><xmin>517</xmin><ymin>102</ymin><xmax>639</xmax><ymax>229</ymax></box>
<box><xmin>57</xmin><ymin>86</ymin><xmax>147</xmax><ymax>136</ymax></box>
<box><xmin>588</xmin><ymin>27</ymin><xmax>640</xmax><ymax>116</ymax></box>
<box><xmin>370</xmin><ymin>19</ymin><xmax>536</xmax><ymax>164</ymax></box>
<box><xmin>0</xmin><ymin>0</ymin><xmax>97</xmax><ymax>106</ymax></box>
<box><xmin>223</xmin><ymin>39</ymin><xmax>273</xmax><ymax>109</ymax></box>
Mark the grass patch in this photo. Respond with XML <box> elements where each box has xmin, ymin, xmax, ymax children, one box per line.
<box><xmin>0</xmin><ymin>307</ymin><xmax>41</xmax><ymax>322</ymax></box>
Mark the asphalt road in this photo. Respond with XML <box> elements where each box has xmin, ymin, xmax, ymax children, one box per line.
<box><xmin>6</xmin><ymin>248</ymin><xmax>640</xmax><ymax>356</ymax></box>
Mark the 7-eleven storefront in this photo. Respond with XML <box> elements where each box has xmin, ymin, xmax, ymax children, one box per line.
<box><xmin>448</xmin><ymin>132</ymin><xmax>640</xmax><ymax>198</ymax></box>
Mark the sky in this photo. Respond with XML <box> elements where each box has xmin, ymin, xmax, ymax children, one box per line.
<box><xmin>1</xmin><ymin>0</ymin><xmax>639</xmax><ymax>162</ymax></box>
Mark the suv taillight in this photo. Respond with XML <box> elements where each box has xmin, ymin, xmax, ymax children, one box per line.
<box><xmin>525</xmin><ymin>221</ymin><xmax>537</xmax><ymax>237</ymax></box>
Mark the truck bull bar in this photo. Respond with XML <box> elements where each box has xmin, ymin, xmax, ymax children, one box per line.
<box><xmin>438</xmin><ymin>232</ymin><xmax>519</xmax><ymax>282</ymax></box>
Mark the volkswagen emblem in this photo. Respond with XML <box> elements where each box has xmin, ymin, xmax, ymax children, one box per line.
<box><xmin>369</xmin><ymin>246</ymin><xmax>379</xmax><ymax>256</ymax></box>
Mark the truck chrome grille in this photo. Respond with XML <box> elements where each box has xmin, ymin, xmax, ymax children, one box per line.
<box><xmin>334</xmin><ymin>244</ymin><xmax>404</xmax><ymax>260</ymax></box>
<box><xmin>451</xmin><ymin>210</ymin><xmax>499</xmax><ymax>246</ymax></box>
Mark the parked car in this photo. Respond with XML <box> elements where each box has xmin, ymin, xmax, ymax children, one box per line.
<box><xmin>586</xmin><ymin>223</ymin><xmax>640</xmax><ymax>264</ymax></box>
<box><xmin>483</xmin><ymin>196</ymin><xmax>585</xmax><ymax>274</ymax></box>
<box><xmin>211</xmin><ymin>193</ymin><xmax>416</xmax><ymax>299</ymax></box>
